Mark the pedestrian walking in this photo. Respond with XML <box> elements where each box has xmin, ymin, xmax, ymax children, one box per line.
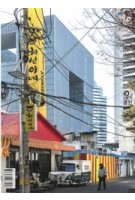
<box><xmin>97</xmin><ymin>163</ymin><xmax>107</xmax><ymax>190</ymax></box>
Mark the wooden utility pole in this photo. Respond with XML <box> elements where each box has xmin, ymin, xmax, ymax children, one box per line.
<box><xmin>19</xmin><ymin>8</ymin><xmax>30</xmax><ymax>193</ymax></box>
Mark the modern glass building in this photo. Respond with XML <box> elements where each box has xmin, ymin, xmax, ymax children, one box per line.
<box><xmin>93</xmin><ymin>81</ymin><xmax>107</xmax><ymax>148</ymax></box>
<box><xmin>1</xmin><ymin>15</ymin><xmax>94</xmax><ymax>134</ymax></box>
<box><xmin>1</xmin><ymin>22</ymin><xmax>20</xmax><ymax>112</ymax></box>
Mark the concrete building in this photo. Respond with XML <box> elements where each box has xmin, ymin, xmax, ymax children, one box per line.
<box><xmin>120</xmin><ymin>29</ymin><xmax>135</xmax><ymax>152</ymax></box>
<box><xmin>1</xmin><ymin>15</ymin><xmax>94</xmax><ymax>135</ymax></box>
<box><xmin>63</xmin><ymin>131</ymin><xmax>98</xmax><ymax>150</ymax></box>
<box><xmin>114</xmin><ymin>10</ymin><xmax>135</xmax><ymax>152</ymax></box>
<box><xmin>114</xmin><ymin>26</ymin><xmax>123</xmax><ymax>144</ymax></box>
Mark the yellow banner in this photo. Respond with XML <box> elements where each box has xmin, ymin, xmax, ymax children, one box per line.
<box><xmin>25</xmin><ymin>103</ymin><xmax>37</xmax><ymax>131</ymax></box>
<box><xmin>27</xmin><ymin>8</ymin><xmax>47</xmax><ymax>117</ymax></box>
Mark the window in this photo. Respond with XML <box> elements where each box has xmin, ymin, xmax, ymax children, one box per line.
<box><xmin>69</xmin><ymin>71</ymin><xmax>84</xmax><ymax>108</ymax></box>
<box><xmin>58</xmin><ymin>163</ymin><xmax>75</xmax><ymax>172</ymax></box>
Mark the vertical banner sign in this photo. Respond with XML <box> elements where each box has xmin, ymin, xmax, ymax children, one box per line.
<box><xmin>27</xmin><ymin>8</ymin><xmax>47</xmax><ymax>117</ymax></box>
<box><xmin>25</xmin><ymin>103</ymin><xmax>37</xmax><ymax>131</ymax></box>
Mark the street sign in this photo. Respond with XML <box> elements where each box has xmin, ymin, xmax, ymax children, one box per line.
<box><xmin>24</xmin><ymin>103</ymin><xmax>37</xmax><ymax>131</ymax></box>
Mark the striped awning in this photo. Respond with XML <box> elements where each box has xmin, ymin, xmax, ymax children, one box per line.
<box><xmin>11</xmin><ymin>137</ymin><xmax>75</xmax><ymax>151</ymax></box>
<box><xmin>1</xmin><ymin>135</ymin><xmax>75</xmax><ymax>157</ymax></box>
<box><xmin>1</xmin><ymin>136</ymin><xmax>11</xmax><ymax>157</ymax></box>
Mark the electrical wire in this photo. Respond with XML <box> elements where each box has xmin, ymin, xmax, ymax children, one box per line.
<box><xmin>28</xmin><ymin>31</ymin><xmax>128</xmax><ymax>131</ymax></box>
<box><xmin>3</xmin><ymin>8</ymin><xmax>134</xmax><ymax>139</ymax></box>
<box><xmin>27</xmin><ymin>21</ymin><xmax>129</xmax><ymax>136</ymax></box>
<box><xmin>1</xmin><ymin>98</ymin><xmax>20</xmax><ymax>108</ymax></box>
<box><xmin>45</xmin><ymin>98</ymin><xmax>135</xmax><ymax>138</ymax></box>
<box><xmin>29</xmin><ymin>38</ymin><xmax>128</xmax><ymax>131</ymax></box>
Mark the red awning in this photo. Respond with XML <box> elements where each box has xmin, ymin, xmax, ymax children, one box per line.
<box><xmin>1</xmin><ymin>112</ymin><xmax>75</xmax><ymax>156</ymax></box>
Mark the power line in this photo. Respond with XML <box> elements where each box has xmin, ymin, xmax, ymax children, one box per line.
<box><xmin>2</xmin><ymin>81</ymin><xmax>126</xmax><ymax>109</ymax></box>
<box><xmin>45</xmin><ymin>98</ymin><xmax>135</xmax><ymax>138</ymax></box>
<box><xmin>40</xmin><ymin>92</ymin><xmax>126</xmax><ymax>108</ymax></box>
<box><xmin>1</xmin><ymin>98</ymin><xmax>20</xmax><ymax>107</ymax></box>
<box><xmin>2</xmin><ymin>8</ymin><xmax>133</xmax><ymax>138</ymax></box>
<box><xmin>0</xmin><ymin>9</ymin><xmax>14</xmax><ymax>15</ymax></box>
<box><xmin>44</xmin><ymin>35</ymin><xmax>124</xmax><ymax>130</ymax></box>
<box><xmin>2</xmin><ymin>24</ymin><xmax>125</xmax><ymax>129</ymax></box>
<box><xmin>2</xmin><ymin>81</ymin><xmax>134</xmax><ymax>138</ymax></box>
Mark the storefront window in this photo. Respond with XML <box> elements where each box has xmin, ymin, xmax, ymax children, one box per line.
<box><xmin>29</xmin><ymin>148</ymin><xmax>51</xmax><ymax>181</ymax></box>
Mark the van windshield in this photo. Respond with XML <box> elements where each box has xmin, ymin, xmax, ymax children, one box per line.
<box><xmin>58</xmin><ymin>163</ymin><xmax>75</xmax><ymax>172</ymax></box>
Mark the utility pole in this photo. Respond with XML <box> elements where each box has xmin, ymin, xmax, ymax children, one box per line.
<box><xmin>19</xmin><ymin>8</ymin><xmax>30</xmax><ymax>193</ymax></box>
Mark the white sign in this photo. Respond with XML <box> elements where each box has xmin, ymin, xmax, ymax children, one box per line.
<box><xmin>4</xmin><ymin>168</ymin><xmax>16</xmax><ymax>189</ymax></box>
<box><xmin>123</xmin><ymin>89</ymin><xmax>133</xmax><ymax>108</ymax></box>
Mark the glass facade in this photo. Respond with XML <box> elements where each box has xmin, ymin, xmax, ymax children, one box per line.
<box><xmin>1</xmin><ymin>23</ymin><xmax>20</xmax><ymax>113</ymax></box>
<box><xmin>93</xmin><ymin>82</ymin><xmax>107</xmax><ymax>148</ymax></box>
<box><xmin>1</xmin><ymin>15</ymin><xmax>94</xmax><ymax>134</ymax></box>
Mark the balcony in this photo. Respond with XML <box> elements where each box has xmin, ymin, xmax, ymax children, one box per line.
<box><xmin>123</xmin><ymin>72</ymin><xmax>135</xmax><ymax>78</ymax></box>
<box><xmin>123</xmin><ymin>34</ymin><xmax>135</xmax><ymax>41</ymax></box>
<box><xmin>123</xmin><ymin>57</ymin><xmax>135</xmax><ymax>63</ymax></box>
<box><xmin>123</xmin><ymin>50</ymin><xmax>135</xmax><ymax>55</ymax></box>
<box><xmin>123</xmin><ymin>42</ymin><xmax>135</xmax><ymax>47</ymax></box>
<box><xmin>123</xmin><ymin>65</ymin><xmax>135</xmax><ymax>70</ymax></box>
<box><xmin>123</xmin><ymin>78</ymin><xmax>135</xmax><ymax>84</ymax></box>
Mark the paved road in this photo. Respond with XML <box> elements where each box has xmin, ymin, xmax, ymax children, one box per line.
<box><xmin>31</xmin><ymin>176</ymin><xmax>135</xmax><ymax>193</ymax></box>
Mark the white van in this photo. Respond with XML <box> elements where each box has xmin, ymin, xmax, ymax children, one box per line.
<box><xmin>49</xmin><ymin>160</ymin><xmax>91</xmax><ymax>186</ymax></box>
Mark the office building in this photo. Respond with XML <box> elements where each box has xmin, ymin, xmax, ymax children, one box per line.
<box><xmin>1</xmin><ymin>15</ymin><xmax>94</xmax><ymax>134</ymax></box>
<box><xmin>93</xmin><ymin>81</ymin><xmax>107</xmax><ymax>148</ymax></box>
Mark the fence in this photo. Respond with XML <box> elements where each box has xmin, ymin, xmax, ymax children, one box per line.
<box><xmin>63</xmin><ymin>150</ymin><xmax>117</xmax><ymax>182</ymax></box>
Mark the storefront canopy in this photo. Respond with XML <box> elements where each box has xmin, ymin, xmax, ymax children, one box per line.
<box><xmin>1</xmin><ymin>112</ymin><xmax>75</xmax><ymax>156</ymax></box>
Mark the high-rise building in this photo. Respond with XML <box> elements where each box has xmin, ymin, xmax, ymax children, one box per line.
<box><xmin>114</xmin><ymin>9</ymin><xmax>135</xmax><ymax>152</ymax></box>
<box><xmin>123</xmin><ymin>31</ymin><xmax>135</xmax><ymax>91</ymax></box>
<box><xmin>93</xmin><ymin>81</ymin><xmax>107</xmax><ymax>148</ymax></box>
<box><xmin>1</xmin><ymin>15</ymin><xmax>94</xmax><ymax>135</ymax></box>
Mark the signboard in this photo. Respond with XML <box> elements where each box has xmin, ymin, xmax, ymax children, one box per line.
<box><xmin>121</xmin><ymin>151</ymin><xmax>128</xmax><ymax>157</ymax></box>
<box><xmin>25</xmin><ymin>103</ymin><xmax>37</xmax><ymax>131</ymax></box>
<box><xmin>27</xmin><ymin>8</ymin><xmax>47</xmax><ymax>117</ymax></box>
<box><xmin>123</xmin><ymin>89</ymin><xmax>133</xmax><ymax>108</ymax></box>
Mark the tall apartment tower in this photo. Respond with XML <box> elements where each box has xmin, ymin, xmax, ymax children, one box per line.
<box><xmin>123</xmin><ymin>32</ymin><xmax>135</xmax><ymax>91</ymax></box>
<box><xmin>114</xmin><ymin>25</ymin><xmax>123</xmax><ymax>144</ymax></box>
<box><xmin>114</xmin><ymin>9</ymin><xmax>135</xmax><ymax>152</ymax></box>
<box><xmin>93</xmin><ymin>81</ymin><xmax>107</xmax><ymax>148</ymax></box>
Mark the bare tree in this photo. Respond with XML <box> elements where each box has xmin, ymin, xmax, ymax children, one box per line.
<box><xmin>74</xmin><ymin>8</ymin><xmax>135</xmax><ymax>76</ymax></box>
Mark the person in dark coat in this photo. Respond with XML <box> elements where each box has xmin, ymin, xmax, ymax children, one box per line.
<box><xmin>97</xmin><ymin>163</ymin><xmax>107</xmax><ymax>190</ymax></box>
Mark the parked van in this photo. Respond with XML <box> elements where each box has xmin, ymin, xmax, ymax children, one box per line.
<box><xmin>49</xmin><ymin>160</ymin><xmax>91</xmax><ymax>186</ymax></box>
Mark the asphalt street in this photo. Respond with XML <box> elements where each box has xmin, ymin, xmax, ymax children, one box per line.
<box><xmin>30</xmin><ymin>176</ymin><xmax>135</xmax><ymax>193</ymax></box>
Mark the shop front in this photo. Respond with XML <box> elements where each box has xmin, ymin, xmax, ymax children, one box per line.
<box><xmin>1</xmin><ymin>112</ymin><xmax>75</xmax><ymax>192</ymax></box>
